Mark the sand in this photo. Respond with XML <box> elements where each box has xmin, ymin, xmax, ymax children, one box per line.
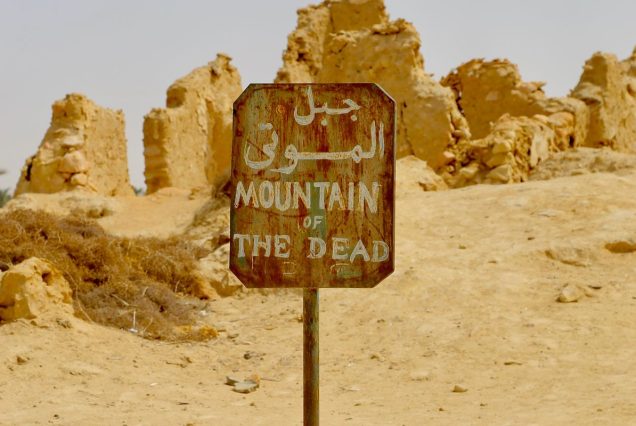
<box><xmin>1</xmin><ymin>165</ymin><xmax>636</xmax><ymax>425</ymax></box>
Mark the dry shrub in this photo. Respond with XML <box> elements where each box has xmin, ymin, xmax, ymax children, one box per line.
<box><xmin>0</xmin><ymin>209</ymin><xmax>215</xmax><ymax>341</ymax></box>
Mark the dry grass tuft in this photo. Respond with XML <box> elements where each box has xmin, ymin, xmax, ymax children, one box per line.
<box><xmin>0</xmin><ymin>209</ymin><xmax>214</xmax><ymax>341</ymax></box>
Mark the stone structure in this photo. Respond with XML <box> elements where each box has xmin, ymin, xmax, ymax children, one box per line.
<box><xmin>143</xmin><ymin>54</ymin><xmax>242</xmax><ymax>193</ymax></box>
<box><xmin>275</xmin><ymin>0</ymin><xmax>470</xmax><ymax>169</ymax></box>
<box><xmin>571</xmin><ymin>51</ymin><xmax>636</xmax><ymax>151</ymax></box>
<box><xmin>441</xmin><ymin>58</ymin><xmax>589</xmax><ymax>147</ymax></box>
<box><xmin>15</xmin><ymin>94</ymin><xmax>133</xmax><ymax>196</ymax></box>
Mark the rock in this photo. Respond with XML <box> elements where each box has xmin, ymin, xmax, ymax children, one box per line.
<box><xmin>57</xmin><ymin>151</ymin><xmax>90</xmax><ymax>174</ymax></box>
<box><xmin>369</xmin><ymin>353</ymin><xmax>385</xmax><ymax>362</ymax></box>
<box><xmin>447</xmin><ymin>115</ymin><xmax>557</xmax><ymax>186</ymax></box>
<box><xmin>452</xmin><ymin>384</ymin><xmax>468</xmax><ymax>393</ymax></box>
<box><xmin>275</xmin><ymin>0</ymin><xmax>470</xmax><ymax>169</ymax></box>
<box><xmin>557</xmin><ymin>284</ymin><xmax>586</xmax><ymax>303</ymax></box>
<box><xmin>232</xmin><ymin>381</ymin><xmax>259</xmax><ymax>394</ymax></box>
<box><xmin>487</xmin><ymin>164</ymin><xmax>514</xmax><ymax>184</ymax></box>
<box><xmin>605</xmin><ymin>238</ymin><xmax>636</xmax><ymax>253</ymax></box>
<box><xmin>195</xmin><ymin>243</ymin><xmax>244</xmax><ymax>298</ymax></box>
<box><xmin>0</xmin><ymin>258</ymin><xmax>74</xmax><ymax>322</ymax></box>
<box><xmin>225</xmin><ymin>375</ymin><xmax>242</xmax><ymax>386</ymax></box>
<box><xmin>143</xmin><ymin>54</ymin><xmax>242</xmax><ymax>194</ymax></box>
<box><xmin>442</xmin><ymin>58</ymin><xmax>588</xmax><ymax>145</ymax></box>
<box><xmin>16</xmin><ymin>355</ymin><xmax>29</xmax><ymax>365</ymax></box>
<box><xmin>545</xmin><ymin>246</ymin><xmax>594</xmax><ymax>267</ymax></box>
<box><xmin>15</xmin><ymin>93</ymin><xmax>133</xmax><ymax>196</ymax></box>
<box><xmin>572</xmin><ymin>51</ymin><xmax>636</xmax><ymax>151</ymax></box>
<box><xmin>243</xmin><ymin>351</ymin><xmax>263</xmax><ymax>360</ymax></box>
<box><xmin>69</xmin><ymin>173</ymin><xmax>88</xmax><ymax>187</ymax></box>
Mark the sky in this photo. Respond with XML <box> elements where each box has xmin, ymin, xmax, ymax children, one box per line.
<box><xmin>1</xmin><ymin>0</ymin><xmax>635</xmax><ymax>191</ymax></box>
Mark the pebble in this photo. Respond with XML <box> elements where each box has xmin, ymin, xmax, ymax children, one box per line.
<box><xmin>369</xmin><ymin>353</ymin><xmax>385</xmax><ymax>362</ymax></box>
<box><xmin>243</xmin><ymin>351</ymin><xmax>263</xmax><ymax>360</ymax></box>
<box><xmin>233</xmin><ymin>380</ymin><xmax>259</xmax><ymax>394</ymax></box>
<box><xmin>452</xmin><ymin>384</ymin><xmax>468</xmax><ymax>393</ymax></box>
<box><xmin>225</xmin><ymin>376</ymin><xmax>242</xmax><ymax>386</ymax></box>
<box><xmin>605</xmin><ymin>238</ymin><xmax>636</xmax><ymax>253</ymax></box>
<box><xmin>557</xmin><ymin>284</ymin><xmax>585</xmax><ymax>303</ymax></box>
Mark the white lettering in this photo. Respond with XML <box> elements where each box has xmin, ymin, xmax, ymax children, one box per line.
<box><xmin>234</xmin><ymin>181</ymin><xmax>259</xmax><ymax>208</ymax></box>
<box><xmin>314</xmin><ymin>182</ymin><xmax>329</xmax><ymax>210</ymax></box>
<box><xmin>307</xmin><ymin>237</ymin><xmax>326</xmax><ymax>259</ymax></box>
<box><xmin>293</xmin><ymin>182</ymin><xmax>311</xmax><ymax>209</ymax></box>
<box><xmin>372</xmin><ymin>240</ymin><xmax>390</xmax><ymax>262</ymax></box>
<box><xmin>359</xmin><ymin>182</ymin><xmax>379</xmax><ymax>213</ymax></box>
<box><xmin>274</xmin><ymin>234</ymin><xmax>291</xmax><ymax>258</ymax></box>
<box><xmin>332</xmin><ymin>237</ymin><xmax>349</xmax><ymax>260</ymax></box>
<box><xmin>328</xmin><ymin>182</ymin><xmax>344</xmax><ymax>210</ymax></box>
<box><xmin>233</xmin><ymin>234</ymin><xmax>250</xmax><ymax>257</ymax></box>
<box><xmin>274</xmin><ymin>182</ymin><xmax>291</xmax><ymax>211</ymax></box>
<box><xmin>252</xmin><ymin>234</ymin><xmax>272</xmax><ymax>257</ymax></box>
<box><xmin>258</xmin><ymin>181</ymin><xmax>274</xmax><ymax>209</ymax></box>
<box><xmin>349</xmin><ymin>239</ymin><xmax>371</xmax><ymax>262</ymax></box>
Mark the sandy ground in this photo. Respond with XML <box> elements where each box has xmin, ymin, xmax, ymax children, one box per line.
<box><xmin>1</xmin><ymin>168</ymin><xmax>636</xmax><ymax>425</ymax></box>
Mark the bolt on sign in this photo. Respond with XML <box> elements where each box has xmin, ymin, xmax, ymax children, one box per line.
<box><xmin>230</xmin><ymin>83</ymin><xmax>395</xmax><ymax>289</ymax></box>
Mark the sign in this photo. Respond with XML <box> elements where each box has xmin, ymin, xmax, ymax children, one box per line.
<box><xmin>230</xmin><ymin>84</ymin><xmax>395</xmax><ymax>288</ymax></box>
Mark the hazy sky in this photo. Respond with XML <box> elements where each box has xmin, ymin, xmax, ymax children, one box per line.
<box><xmin>1</xmin><ymin>0</ymin><xmax>635</xmax><ymax>191</ymax></box>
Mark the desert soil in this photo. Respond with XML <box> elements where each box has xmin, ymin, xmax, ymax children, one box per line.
<box><xmin>1</xmin><ymin>167</ymin><xmax>636</xmax><ymax>425</ymax></box>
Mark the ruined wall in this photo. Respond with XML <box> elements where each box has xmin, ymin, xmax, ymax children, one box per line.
<box><xmin>571</xmin><ymin>51</ymin><xmax>636</xmax><ymax>151</ymax></box>
<box><xmin>275</xmin><ymin>0</ymin><xmax>388</xmax><ymax>83</ymax></box>
<box><xmin>444</xmin><ymin>113</ymin><xmax>574</xmax><ymax>187</ymax></box>
<box><xmin>276</xmin><ymin>0</ymin><xmax>470</xmax><ymax>170</ymax></box>
<box><xmin>15</xmin><ymin>94</ymin><xmax>133</xmax><ymax>197</ymax></box>
<box><xmin>143</xmin><ymin>54</ymin><xmax>242</xmax><ymax>194</ymax></box>
<box><xmin>441</xmin><ymin>59</ymin><xmax>589</xmax><ymax>147</ymax></box>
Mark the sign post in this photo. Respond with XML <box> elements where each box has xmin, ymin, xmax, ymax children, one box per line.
<box><xmin>303</xmin><ymin>288</ymin><xmax>319</xmax><ymax>426</ymax></box>
<box><xmin>230</xmin><ymin>84</ymin><xmax>395</xmax><ymax>425</ymax></box>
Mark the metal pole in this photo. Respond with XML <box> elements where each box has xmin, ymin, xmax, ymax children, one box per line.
<box><xmin>303</xmin><ymin>288</ymin><xmax>319</xmax><ymax>426</ymax></box>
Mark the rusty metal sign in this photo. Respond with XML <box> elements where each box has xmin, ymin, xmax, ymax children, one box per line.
<box><xmin>230</xmin><ymin>83</ymin><xmax>395</xmax><ymax>289</ymax></box>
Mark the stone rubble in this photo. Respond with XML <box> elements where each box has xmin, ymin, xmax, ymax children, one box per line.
<box><xmin>0</xmin><ymin>257</ymin><xmax>74</xmax><ymax>322</ymax></box>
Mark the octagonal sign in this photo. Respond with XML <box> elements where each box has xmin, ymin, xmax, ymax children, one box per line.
<box><xmin>230</xmin><ymin>83</ymin><xmax>395</xmax><ymax>288</ymax></box>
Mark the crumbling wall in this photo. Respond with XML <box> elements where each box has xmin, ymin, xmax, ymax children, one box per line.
<box><xmin>571</xmin><ymin>51</ymin><xmax>636</xmax><ymax>151</ymax></box>
<box><xmin>275</xmin><ymin>0</ymin><xmax>470</xmax><ymax>169</ymax></box>
<box><xmin>275</xmin><ymin>0</ymin><xmax>388</xmax><ymax>83</ymax></box>
<box><xmin>441</xmin><ymin>59</ymin><xmax>589</xmax><ymax>147</ymax></box>
<box><xmin>445</xmin><ymin>114</ymin><xmax>566</xmax><ymax>187</ymax></box>
<box><xmin>143</xmin><ymin>54</ymin><xmax>242</xmax><ymax>193</ymax></box>
<box><xmin>15</xmin><ymin>94</ymin><xmax>133</xmax><ymax>197</ymax></box>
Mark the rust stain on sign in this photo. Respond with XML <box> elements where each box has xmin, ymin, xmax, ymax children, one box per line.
<box><xmin>230</xmin><ymin>83</ymin><xmax>395</xmax><ymax>288</ymax></box>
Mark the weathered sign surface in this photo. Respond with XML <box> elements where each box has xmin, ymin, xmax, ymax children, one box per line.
<box><xmin>230</xmin><ymin>84</ymin><xmax>395</xmax><ymax>288</ymax></box>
